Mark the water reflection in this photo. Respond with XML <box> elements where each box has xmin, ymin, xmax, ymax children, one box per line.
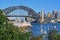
<box><xmin>31</xmin><ymin>23</ymin><xmax>60</xmax><ymax>36</ymax></box>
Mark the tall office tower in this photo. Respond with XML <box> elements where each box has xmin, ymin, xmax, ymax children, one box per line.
<box><xmin>38</xmin><ymin>12</ymin><xmax>40</xmax><ymax>17</ymax></box>
<box><xmin>47</xmin><ymin>12</ymin><xmax>52</xmax><ymax>22</ymax></box>
<box><xmin>57</xmin><ymin>12</ymin><xmax>60</xmax><ymax>19</ymax></box>
<box><xmin>38</xmin><ymin>12</ymin><xmax>41</xmax><ymax>22</ymax></box>
<box><xmin>47</xmin><ymin>12</ymin><xmax>51</xmax><ymax>18</ymax></box>
<box><xmin>52</xmin><ymin>10</ymin><xmax>59</xmax><ymax>19</ymax></box>
<box><xmin>41</xmin><ymin>10</ymin><xmax>44</xmax><ymax>23</ymax></box>
<box><xmin>44</xmin><ymin>13</ymin><xmax>46</xmax><ymax>18</ymax></box>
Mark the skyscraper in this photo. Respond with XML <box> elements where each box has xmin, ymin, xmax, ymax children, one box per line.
<box><xmin>40</xmin><ymin>10</ymin><xmax>45</xmax><ymax>23</ymax></box>
<box><xmin>52</xmin><ymin>10</ymin><xmax>59</xmax><ymax>19</ymax></box>
<box><xmin>47</xmin><ymin>12</ymin><xmax>51</xmax><ymax>18</ymax></box>
<box><xmin>47</xmin><ymin>12</ymin><xmax>52</xmax><ymax>23</ymax></box>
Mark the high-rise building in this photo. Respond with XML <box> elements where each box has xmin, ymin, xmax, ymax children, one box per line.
<box><xmin>57</xmin><ymin>12</ymin><xmax>60</xmax><ymax>19</ymax></box>
<box><xmin>52</xmin><ymin>10</ymin><xmax>59</xmax><ymax>19</ymax></box>
<box><xmin>47</xmin><ymin>12</ymin><xmax>51</xmax><ymax>18</ymax></box>
<box><xmin>40</xmin><ymin>10</ymin><xmax>45</xmax><ymax>23</ymax></box>
<box><xmin>47</xmin><ymin>12</ymin><xmax>52</xmax><ymax>23</ymax></box>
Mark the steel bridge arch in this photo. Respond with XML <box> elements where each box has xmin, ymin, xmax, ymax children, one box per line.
<box><xmin>3</xmin><ymin>6</ymin><xmax>38</xmax><ymax>17</ymax></box>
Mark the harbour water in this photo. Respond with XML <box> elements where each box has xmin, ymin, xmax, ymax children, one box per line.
<box><xmin>31</xmin><ymin>23</ymin><xmax>60</xmax><ymax>36</ymax></box>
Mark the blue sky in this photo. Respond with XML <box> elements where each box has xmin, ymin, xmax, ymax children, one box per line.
<box><xmin>0</xmin><ymin>0</ymin><xmax>60</xmax><ymax>13</ymax></box>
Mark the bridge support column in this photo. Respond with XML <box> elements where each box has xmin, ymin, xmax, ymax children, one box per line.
<box><xmin>25</xmin><ymin>17</ymin><xmax>27</xmax><ymax>22</ymax></box>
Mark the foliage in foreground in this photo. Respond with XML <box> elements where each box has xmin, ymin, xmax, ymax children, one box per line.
<box><xmin>0</xmin><ymin>9</ymin><xmax>30</xmax><ymax>40</ymax></box>
<box><xmin>48</xmin><ymin>29</ymin><xmax>60</xmax><ymax>40</ymax></box>
<box><xmin>31</xmin><ymin>36</ymin><xmax>42</xmax><ymax>40</ymax></box>
<box><xmin>0</xmin><ymin>24</ymin><xmax>30</xmax><ymax>40</ymax></box>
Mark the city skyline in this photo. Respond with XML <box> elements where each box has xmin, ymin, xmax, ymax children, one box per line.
<box><xmin>0</xmin><ymin>0</ymin><xmax>60</xmax><ymax>13</ymax></box>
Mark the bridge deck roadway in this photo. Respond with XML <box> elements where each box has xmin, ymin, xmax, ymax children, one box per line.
<box><xmin>6</xmin><ymin>15</ymin><xmax>38</xmax><ymax>18</ymax></box>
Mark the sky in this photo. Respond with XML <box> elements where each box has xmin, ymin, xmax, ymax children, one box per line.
<box><xmin>0</xmin><ymin>0</ymin><xmax>60</xmax><ymax>13</ymax></box>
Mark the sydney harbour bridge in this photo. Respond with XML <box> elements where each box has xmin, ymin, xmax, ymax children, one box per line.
<box><xmin>3</xmin><ymin>6</ymin><xmax>40</xmax><ymax>22</ymax></box>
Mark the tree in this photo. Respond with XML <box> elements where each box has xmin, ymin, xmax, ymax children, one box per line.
<box><xmin>0</xmin><ymin>9</ymin><xmax>9</xmax><ymax>25</ymax></box>
<box><xmin>48</xmin><ymin>29</ymin><xmax>60</xmax><ymax>40</ymax></box>
<box><xmin>0</xmin><ymin>9</ymin><xmax>30</xmax><ymax>40</ymax></box>
<box><xmin>31</xmin><ymin>36</ymin><xmax>42</xmax><ymax>40</ymax></box>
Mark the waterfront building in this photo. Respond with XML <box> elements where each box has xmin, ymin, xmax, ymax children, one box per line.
<box><xmin>47</xmin><ymin>12</ymin><xmax>51</xmax><ymax>18</ymax></box>
<box><xmin>40</xmin><ymin>10</ymin><xmax>45</xmax><ymax>23</ymax></box>
<box><xmin>47</xmin><ymin>12</ymin><xmax>52</xmax><ymax>23</ymax></box>
<box><xmin>50</xmin><ymin>20</ymin><xmax>56</xmax><ymax>23</ymax></box>
<box><xmin>15</xmin><ymin>18</ymin><xmax>21</xmax><ymax>22</ymax></box>
<box><xmin>44</xmin><ymin>13</ymin><xmax>46</xmax><ymax>18</ymax></box>
<box><xmin>9</xmin><ymin>20</ymin><xmax>15</xmax><ymax>24</ymax></box>
<box><xmin>8</xmin><ymin>18</ymin><xmax>21</xmax><ymax>24</ymax></box>
<box><xmin>52</xmin><ymin>10</ymin><xmax>59</xmax><ymax>19</ymax></box>
<box><xmin>38</xmin><ymin>12</ymin><xmax>40</xmax><ymax>15</ymax></box>
<box><xmin>38</xmin><ymin>12</ymin><xmax>41</xmax><ymax>23</ymax></box>
<box><xmin>57</xmin><ymin>12</ymin><xmax>60</xmax><ymax>19</ymax></box>
<box><xmin>13</xmin><ymin>19</ymin><xmax>31</xmax><ymax>28</ymax></box>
